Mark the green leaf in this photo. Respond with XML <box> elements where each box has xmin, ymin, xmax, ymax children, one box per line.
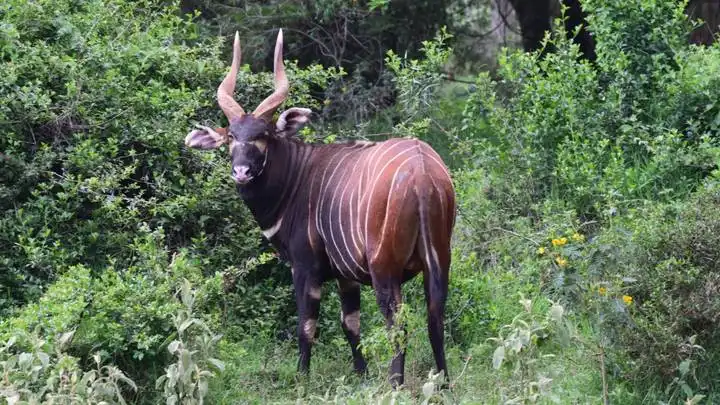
<box><xmin>492</xmin><ymin>345</ymin><xmax>505</xmax><ymax>370</ymax></box>
<box><xmin>208</xmin><ymin>358</ymin><xmax>225</xmax><ymax>372</ymax></box>
<box><xmin>4</xmin><ymin>336</ymin><xmax>17</xmax><ymax>350</ymax></box>
<box><xmin>18</xmin><ymin>352</ymin><xmax>32</xmax><ymax>368</ymax></box>
<box><xmin>681</xmin><ymin>382</ymin><xmax>694</xmax><ymax>398</ymax></box>
<box><xmin>679</xmin><ymin>359</ymin><xmax>691</xmax><ymax>376</ymax></box>
<box><xmin>179</xmin><ymin>319</ymin><xmax>197</xmax><ymax>335</ymax></box>
<box><xmin>687</xmin><ymin>394</ymin><xmax>706</xmax><ymax>405</ymax></box>
<box><xmin>37</xmin><ymin>352</ymin><xmax>49</xmax><ymax>368</ymax></box>
<box><xmin>181</xmin><ymin>350</ymin><xmax>192</xmax><ymax>370</ymax></box>
<box><xmin>168</xmin><ymin>340</ymin><xmax>181</xmax><ymax>354</ymax></box>
<box><xmin>58</xmin><ymin>330</ymin><xmax>75</xmax><ymax>350</ymax></box>
<box><xmin>549</xmin><ymin>304</ymin><xmax>564</xmax><ymax>323</ymax></box>
<box><xmin>156</xmin><ymin>374</ymin><xmax>167</xmax><ymax>389</ymax></box>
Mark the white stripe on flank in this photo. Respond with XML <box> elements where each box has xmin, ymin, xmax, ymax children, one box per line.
<box><xmin>337</xmin><ymin>154</ymin><xmax>365</xmax><ymax>274</ymax></box>
<box><xmin>306</xmin><ymin>170</ymin><xmax>319</xmax><ymax>252</ymax></box>
<box><xmin>422</xmin><ymin>148</ymin><xmax>452</xmax><ymax>181</ymax></box>
<box><xmin>323</xmin><ymin>151</ymin><xmax>358</xmax><ymax>278</ymax></box>
<box><xmin>419</xmin><ymin>202</ymin><xmax>435</xmax><ymax>276</ymax></box>
<box><xmin>316</xmin><ymin>150</ymin><xmax>349</xmax><ymax>244</ymax></box>
<box><xmin>426</xmin><ymin>174</ymin><xmax>445</xmax><ymax>229</ymax></box>
<box><xmin>262</xmin><ymin>217</ymin><xmax>283</xmax><ymax>239</ymax></box>
<box><xmin>347</xmin><ymin>185</ymin><xmax>366</xmax><ymax>273</ymax></box>
<box><xmin>362</xmin><ymin>141</ymin><xmax>399</xmax><ymax>199</ymax></box>
<box><xmin>360</xmin><ymin>142</ymin><xmax>404</xmax><ymax>238</ymax></box>
<box><xmin>421</xmin><ymin>146</ymin><xmax>454</xmax><ymax>230</ymax></box>
<box><xmin>370</xmin><ymin>153</ymin><xmax>418</xmax><ymax>262</ymax></box>
<box><xmin>363</xmin><ymin>145</ymin><xmax>420</xmax><ymax>246</ymax></box>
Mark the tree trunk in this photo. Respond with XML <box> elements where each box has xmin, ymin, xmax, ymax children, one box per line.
<box><xmin>561</xmin><ymin>0</ymin><xmax>596</xmax><ymax>61</ymax></box>
<box><xmin>688</xmin><ymin>0</ymin><xmax>720</xmax><ymax>45</ymax></box>
<box><xmin>506</xmin><ymin>0</ymin><xmax>595</xmax><ymax>61</ymax></box>
<box><xmin>506</xmin><ymin>0</ymin><xmax>552</xmax><ymax>53</ymax></box>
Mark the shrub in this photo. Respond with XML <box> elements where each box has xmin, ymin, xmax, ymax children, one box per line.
<box><xmin>0</xmin><ymin>0</ymin><xmax>342</xmax><ymax>315</ymax></box>
<box><xmin>452</xmin><ymin>1</ymin><xmax>720</xmax><ymax>400</ymax></box>
<box><xmin>459</xmin><ymin>1</ymin><xmax>720</xmax><ymax>220</ymax></box>
<box><xmin>0</xmin><ymin>0</ymin><xmax>342</xmax><ymax>394</ymax></box>
<box><xmin>602</xmin><ymin>178</ymin><xmax>720</xmax><ymax>391</ymax></box>
<box><xmin>1</xmin><ymin>330</ymin><xmax>136</xmax><ymax>404</ymax></box>
<box><xmin>156</xmin><ymin>279</ymin><xmax>225</xmax><ymax>405</ymax></box>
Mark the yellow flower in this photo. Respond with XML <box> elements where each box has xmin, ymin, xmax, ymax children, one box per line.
<box><xmin>551</xmin><ymin>237</ymin><xmax>568</xmax><ymax>247</ymax></box>
<box><xmin>572</xmin><ymin>232</ymin><xmax>585</xmax><ymax>242</ymax></box>
<box><xmin>622</xmin><ymin>295</ymin><xmax>633</xmax><ymax>305</ymax></box>
<box><xmin>598</xmin><ymin>287</ymin><xmax>607</xmax><ymax>296</ymax></box>
<box><xmin>323</xmin><ymin>99</ymin><xmax>331</xmax><ymax>106</ymax></box>
<box><xmin>537</xmin><ymin>246</ymin><xmax>546</xmax><ymax>255</ymax></box>
<box><xmin>555</xmin><ymin>256</ymin><xmax>568</xmax><ymax>267</ymax></box>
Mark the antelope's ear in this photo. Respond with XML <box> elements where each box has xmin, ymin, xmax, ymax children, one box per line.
<box><xmin>276</xmin><ymin>107</ymin><xmax>312</xmax><ymax>137</ymax></box>
<box><xmin>184</xmin><ymin>125</ymin><xmax>229</xmax><ymax>150</ymax></box>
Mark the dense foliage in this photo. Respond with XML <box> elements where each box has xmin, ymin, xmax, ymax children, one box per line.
<box><xmin>2</xmin><ymin>0</ymin><xmax>720</xmax><ymax>403</ymax></box>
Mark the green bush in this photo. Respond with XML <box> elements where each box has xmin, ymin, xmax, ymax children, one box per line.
<box><xmin>601</xmin><ymin>179</ymin><xmax>720</xmax><ymax>391</ymax></box>
<box><xmin>451</xmin><ymin>0</ymin><xmax>720</xmax><ymax>401</ymax></box>
<box><xmin>459</xmin><ymin>0</ymin><xmax>720</xmax><ymax>220</ymax></box>
<box><xmin>0</xmin><ymin>0</ymin><xmax>342</xmax><ymax>400</ymax></box>
<box><xmin>156</xmin><ymin>279</ymin><xmax>224</xmax><ymax>405</ymax></box>
<box><xmin>0</xmin><ymin>0</ymin><xmax>342</xmax><ymax>315</ymax></box>
<box><xmin>1</xmin><ymin>330</ymin><xmax>136</xmax><ymax>404</ymax></box>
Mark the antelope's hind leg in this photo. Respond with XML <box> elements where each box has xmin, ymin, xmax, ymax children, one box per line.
<box><xmin>417</xmin><ymin>211</ymin><xmax>452</xmax><ymax>388</ymax></box>
<box><xmin>337</xmin><ymin>279</ymin><xmax>367</xmax><ymax>374</ymax></box>
<box><xmin>423</xmin><ymin>266</ymin><xmax>449</xmax><ymax>388</ymax></box>
<box><xmin>370</xmin><ymin>274</ymin><xmax>406</xmax><ymax>388</ymax></box>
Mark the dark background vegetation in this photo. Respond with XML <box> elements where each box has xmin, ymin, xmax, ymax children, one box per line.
<box><xmin>1</xmin><ymin>0</ymin><xmax>720</xmax><ymax>403</ymax></box>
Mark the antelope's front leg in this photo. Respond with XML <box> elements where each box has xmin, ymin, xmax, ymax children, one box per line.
<box><xmin>337</xmin><ymin>279</ymin><xmax>367</xmax><ymax>373</ymax></box>
<box><xmin>293</xmin><ymin>268</ymin><xmax>322</xmax><ymax>373</ymax></box>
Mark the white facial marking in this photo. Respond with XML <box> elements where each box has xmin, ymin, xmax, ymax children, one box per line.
<box><xmin>253</xmin><ymin>139</ymin><xmax>267</xmax><ymax>153</ymax></box>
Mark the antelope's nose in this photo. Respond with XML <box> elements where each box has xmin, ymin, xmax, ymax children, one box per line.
<box><xmin>232</xmin><ymin>165</ymin><xmax>251</xmax><ymax>184</ymax></box>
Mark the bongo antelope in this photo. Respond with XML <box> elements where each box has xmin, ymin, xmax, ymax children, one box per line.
<box><xmin>184</xmin><ymin>30</ymin><xmax>456</xmax><ymax>387</ymax></box>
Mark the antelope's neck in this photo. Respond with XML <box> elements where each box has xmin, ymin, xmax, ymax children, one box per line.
<box><xmin>238</xmin><ymin>138</ymin><xmax>313</xmax><ymax>231</ymax></box>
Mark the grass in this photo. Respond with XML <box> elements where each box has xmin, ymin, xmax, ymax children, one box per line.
<box><xmin>207</xmin><ymin>330</ymin><xmax>607</xmax><ymax>404</ymax></box>
<box><xmin>206</xmin><ymin>265</ymin><xmax>610</xmax><ymax>404</ymax></box>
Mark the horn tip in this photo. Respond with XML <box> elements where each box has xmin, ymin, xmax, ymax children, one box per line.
<box><xmin>275</xmin><ymin>29</ymin><xmax>284</xmax><ymax>55</ymax></box>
